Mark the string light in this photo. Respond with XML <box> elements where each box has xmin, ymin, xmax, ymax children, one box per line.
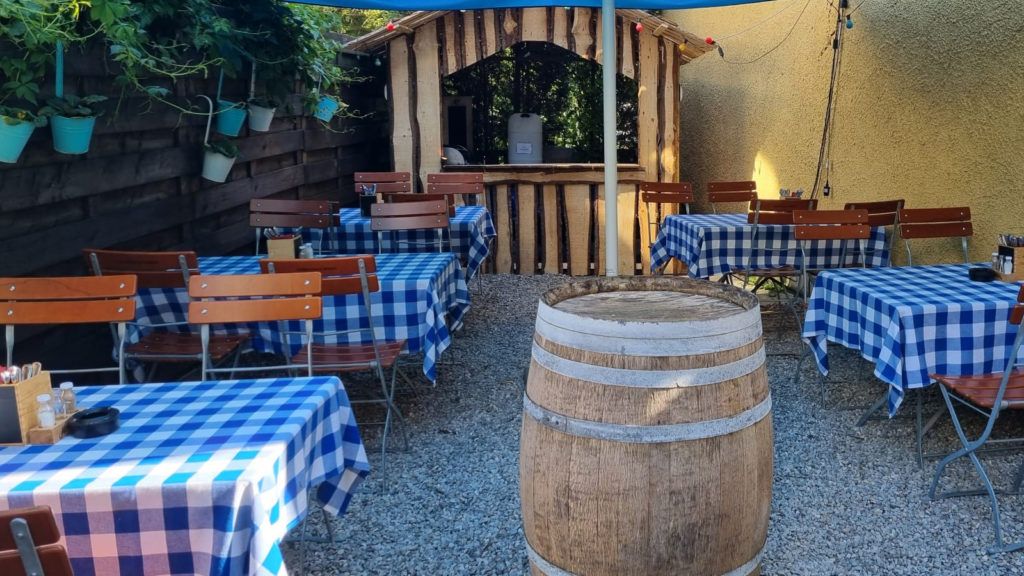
<box><xmin>845</xmin><ymin>15</ymin><xmax>853</xmax><ymax>29</ymax></box>
<box><xmin>705</xmin><ymin>36</ymin><xmax>714</xmax><ymax>44</ymax></box>
<box><xmin>635</xmin><ymin>21</ymin><xmax>643</xmax><ymax>32</ymax></box>
<box><xmin>386</xmin><ymin>21</ymin><xmax>395</xmax><ymax>31</ymax></box>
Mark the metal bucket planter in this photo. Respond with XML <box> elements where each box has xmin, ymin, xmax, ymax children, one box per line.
<box><xmin>50</xmin><ymin>116</ymin><xmax>96</xmax><ymax>155</ymax></box>
<box><xmin>202</xmin><ymin>150</ymin><xmax>236</xmax><ymax>182</ymax></box>
<box><xmin>314</xmin><ymin>96</ymin><xmax>340</xmax><ymax>121</ymax></box>
<box><xmin>0</xmin><ymin>117</ymin><xmax>36</xmax><ymax>163</ymax></box>
<box><xmin>216</xmin><ymin>100</ymin><xmax>247</xmax><ymax>136</ymax></box>
<box><xmin>247</xmin><ymin>104</ymin><xmax>276</xmax><ymax>132</ymax></box>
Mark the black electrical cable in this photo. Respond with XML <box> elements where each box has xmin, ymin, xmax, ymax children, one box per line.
<box><xmin>810</xmin><ymin>7</ymin><xmax>846</xmax><ymax>199</ymax></box>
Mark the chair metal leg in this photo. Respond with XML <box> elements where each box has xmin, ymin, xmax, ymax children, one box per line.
<box><xmin>928</xmin><ymin>384</ymin><xmax>1014</xmax><ymax>553</ymax></box>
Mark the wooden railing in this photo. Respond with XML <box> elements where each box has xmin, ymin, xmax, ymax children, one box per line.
<box><xmin>449</xmin><ymin>164</ymin><xmax>681</xmax><ymax>275</ymax></box>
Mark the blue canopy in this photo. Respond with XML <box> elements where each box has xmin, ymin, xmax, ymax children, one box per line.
<box><xmin>287</xmin><ymin>1</ymin><xmax>764</xmax><ymax>7</ymax></box>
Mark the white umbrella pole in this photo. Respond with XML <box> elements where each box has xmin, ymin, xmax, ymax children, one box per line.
<box><xmin>602</xmin><ymin>0</ymin><xmax>618</xmax><ymax>276</ymax></box>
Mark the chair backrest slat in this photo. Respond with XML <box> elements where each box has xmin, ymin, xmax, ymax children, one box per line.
<box><xmin>708</xmin><ymin>180</ymin><xmax>757</xmax><ymax>193</ymax></box>
<box><xmin>249</xmin><ymin>212</ymin><xmax>331</xmax><ymax>229</ymax></box>
<box><xmin>188</xmin><ymin>272</ymin><xmax>320</xmax><ymax>299</ymax></box>
<box><xmin>844</xmin><ymin>199</ymin><xmax>904</xmax><ymax>227</ymax></box>
<box><xmin>5</xmin><ymin>300</ymin><xmax>136</xmax><ymax>325</ymax></box>
<box><xmin>899</xmin><ymin>221</ymin><xmax>973</xmax><ymax>239</ymax></box>
<box><xmin>188</xmin><ymin>296</ymin><xmax>321</xmax><ymax>324</ymax></box>
<box><xmin>0</xmin><ymin>507</ymin><xmax>61</xmax><ymax>549</ymax></box>
<box><xmin>794</xmin><ymin>209</ymin><xmax>871</xmax><ymax>241</ymax></box>
<box><xmin>707</xmin><ymin>181</ymin><xmax>757</xmax><ymax>213</ymax></box>
<box><xmin>641</xmin><ymin>191</ymin><xmax>693</xmax><ymax>204</ymax></box>
<box><xmin>748</xmin><ymin>198</ymin><xmax>818</xmax><ymax>224</ymax></box>
<box><xmin>1</xmin><ymin>275</ymin><xmax>137</xmax><ymax>301</ymax></box>
<box><xmin>355</xmin><ymin>172</ymin><xmax>413</xmax><ymax>194</ymax></box>
<box><xmin>427</xmin><ymin>172</ymin><xmax>483</xmax><ymax>184</ymax></box>
<box><xmin>250</xmin><ymin>198</ymin><xmax>333</xmax><ymax>214</ymax></box>
<box><xmin>371</xmin><ymin>213</ymin><xmax>450</xmax><ymax>232</ymax></box>
<box><xmin>261</xmin><ymin>256</ymin><xmax>381</xmax><ymax>296</ymax></box>
<box><xmin>370</xmin><ymin>199</ymin><xmax>448</xmax><ymax>219</ymax></box>
<box><xmin>84</xmin><ymin>249</ymin><xmax>197</xmax><ymax>289</ymax></box>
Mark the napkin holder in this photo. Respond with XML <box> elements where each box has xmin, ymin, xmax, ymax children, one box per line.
<box><xmin>0</xmin><ymin>371</ymin><xmax>53</xmax><ymax>445</ymax></box>
<box><xmin>267</xmin><ymin>235</ymin><xmax>300</xmax><ymax>259</ymax></box>
<box><xmin>996</xmin><ymin>244</ymin><xmax>1024</xmax><ymax>282</ymax></box>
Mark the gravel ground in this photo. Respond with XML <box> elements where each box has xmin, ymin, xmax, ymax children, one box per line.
<box><xmin>280</xmin><ymin>274</ymin><xmax>1024</xmax><ymax>575</ymax></box>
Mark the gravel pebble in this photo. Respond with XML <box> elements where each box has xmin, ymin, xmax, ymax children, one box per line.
<box><xmin>280</xmin><ymin>275</ymin><xmax>1024</xmax><ymax>575</ymax></box>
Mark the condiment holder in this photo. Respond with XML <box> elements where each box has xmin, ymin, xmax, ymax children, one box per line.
<box><xmin>994</xmin><ymin>240</ymin><xmax>1023</xmax><ymax>283</ymax></box>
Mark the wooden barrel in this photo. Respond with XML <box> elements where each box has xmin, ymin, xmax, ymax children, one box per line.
<box><xmin>519</xmin><ymin>276</ymin><xmax>772</xmax><ymax>576</ymax></box>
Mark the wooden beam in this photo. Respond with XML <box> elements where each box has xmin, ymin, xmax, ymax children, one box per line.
<box><xmin>389</xmin><ymin>37</ymin><xmax>414</xmax><ymax>177</ymax></box>
<box><xmin>414</xmin><ymin>20</ymin><xmax>443</xmax><ymax>188</ymax></box>
<box><xmin>522</xmin><ymin>7</ymin><xmax>547</xmax><ymax>43</ymax></box>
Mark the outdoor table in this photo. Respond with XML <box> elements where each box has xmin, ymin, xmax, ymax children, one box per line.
<box><xmin>133</xmin><ymin>253</ymin><xmax>470</xmax><ymax>382</ymax></box>
<box><xmin>303</xmin><ymin>205</ymin><xmax>495</xmax><ymax>280</ymax></box>
<box><xmin>0</xmin><ymin>376</ymin><xmax>368</xmax><ymax>576</ymax></box>
<box><xmin>649</xmin><ymin>213</ymin><xmax>890</xmax><ymax>277</ymax></box>
<box><xmin>801</xmin><ymin>263</ymin><xmax>1024</xmax><ymax>416</ymax></box>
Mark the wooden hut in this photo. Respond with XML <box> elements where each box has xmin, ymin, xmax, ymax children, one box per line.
<box><xmin>345</xmin><ymin>8</ymin><xmax>712</xmax><ymax>275</ymax></box>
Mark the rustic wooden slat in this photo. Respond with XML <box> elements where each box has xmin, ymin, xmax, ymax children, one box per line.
<box><xmin>389</xmin><ymin>37</ymin><xmax>415</xmax><ymax>178</ymax></box>
<box><xmin>594</xmin><ymin>10</ymin><xmax>604</xmax><ymax>64</ymax></box>
<box><xmin>0</xmin><ymin>148</ymin><xmax>197</xmax><ymax>212</ymax></box>
<box><xmin>522</xmin><ymin>7</ymin><xmax>548</xmax><ymax>42</ymax></box>
<box><xmin>495</xmin><ymin>185</ymin><xmax>513</xmax><ymax>274</ymax></box>
<box><xmin>543</xmin><ymin>184</ymin><xmax>559</xmax><ymax>274</ymax></box>
<box><xmin>571</xmin><ymin>8</ymin><xmax>593</xmax><ymax>61</ymax></box>
<box><xmin>304</xmin><ymin>159</ymin><xmax>339</xmax><ymax>186</ymax></box>
<box><xmin>637</xmin><ymin>29</ymin><xmax>660</xmax><ymax>182</ymax></box>
<box><xmin>552</xmin><ymin>6</ymin><xmax>569</xmax><ymax>49</ymax></box>
<box><xmin>414</xmin><ymin>20</ymin><xmax>443</xmax><ymax>188</ymax></box>
<box><xmin>621</xmin><ymin>17</ymin><xmax>636</xmax><ymax>80</ymax></box>
<box><xmin>565</xmin><ymin>184</ymin><xmax>591</xmax><ymax>275</ymax></box>
<box><xmin>483</xmin><ymin>9</ymin><xmax>498</xmax><ymax>57</ymax></box>
<box><xmin>502</xmin><ymin>8</ymin><xmax>519</xmax><ymax>46</ymax></box>
<box><xmin>442</xmin><ymin>13</ymin><xmax>458</xmax><ymax>76</ymax></box>
<box><xmin>519</xmin><ymin>184</ymin><xmax>538</xmax><ymax>274</ymax></box>
<box><xmin>462</xmin><ymin>10</ymin><xmax>479</xmax><ymax>69</ymax></box>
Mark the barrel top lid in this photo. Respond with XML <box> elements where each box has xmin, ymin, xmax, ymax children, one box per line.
<box><xmin>553</xmin><ymin>290</ymin><xmax>746</xmax><ymax>323</ymax></box>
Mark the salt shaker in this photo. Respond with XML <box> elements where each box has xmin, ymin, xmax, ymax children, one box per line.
<box><xmin>992</xmin><ymin>252</ymin><xmax>1001</xmax><ymax>270</ymax></box>
<box><xmin>59</xmin><ymin>381</ymin><xmax>76</xmax><ymax>415</ymax></box>
<box><xmin>1004</xmin><ymin>256</ymin><xmax>1014</xmax><ymax>275</ymax></box>
<box><xmin>37</xmin><ymin>394</ymin><xmax>56</xmax><ymax>428</ymax></box>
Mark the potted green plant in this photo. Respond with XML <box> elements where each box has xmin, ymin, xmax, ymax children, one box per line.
<box><xmin>202</xmin><ymin>139</ymin><xmax>238</xmax><ymax>182</ymax></box>
<box><xmin>38</xmin><ymin>93</ymin><xmax>107</xmax><ymax>154</ymax></box>
<box><xmin>246</xmin><ymin>94</ymin><xmax>278</xmax><ymax>132</ymax></box>
<box><xmin>0</xmin><ymin>105</ymin><xmax>47</xmax><ymax>163</ymax></box>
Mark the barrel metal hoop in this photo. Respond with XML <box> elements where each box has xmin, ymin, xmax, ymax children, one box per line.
<box><xmin>536</xmin><ymin>297</ymin><xmax>761</xmax><ymax>341</ymax></box>
<box><xmin>522</xmin><ymin>393</ymin><xmax>772</xmax><ymax>443</ymax></box>
<box><xmin>525</xmin><ymin>538</ymin><xmax>765</xmax><ymax>576</ymax></box>
<box><xmin>532</xmin><ymin>341</ymin><xmax>766</xmax><ymax>388</ymax></box>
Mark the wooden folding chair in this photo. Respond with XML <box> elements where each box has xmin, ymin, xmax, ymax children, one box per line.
<box><xmin>640</xmin><ymin>181</ymin><xmax>694</xmax><ymax>239</ymax></box>
<box><xmin>737</xmin><ymin>198</ymin><xmax>818</xmax><ymax>293</ymax></box>
<box><xmin>707</xmin><ymin>180</ymin><xmax>757</xmax><ymax>213</ymax></box>
<box><xmin>84</xmin><ymin>249</ymin><xmax>248</xmax><ymax>383</ymax></box>
<box><xmin>0</xmin><ymin>506</ymin><xmax>72</xmax><ymax>576</ymax></box>
<box><xmin>898</xmin><ymin>206</ymin><xmax>972</xmax><ymax>266</ymax></box>
<box><xmin>2</xmin><ymin>275</ymin><xmax>137</xmax><ymax>384</ymax></box>
<box><xmin>187</xmin><ymin>272</ymin><xmax>322</xmax><ymax>381</ymax></box>
<box><xmin>928</xmin><ymin>284</ymin><xmax>1024</xmax><ymax>553</ymax></box>
<box><xmin>793</xmin><ymin>208</ymin><xmax>871</xmax><ymax>301</ymax></box>
<box><xmin>249</xmin><ymin>198</ymin><xmax>335</xmax><ymax>256</ymax></box>
<box><xmin>261</xmin><ymin>256</ymin><xmax>410</xmax><ymax>483</ymax></box>
<box><xmin>369</xmin><ymin>199</ymin><xmax>450</xmax><ymax>253</ymax></box>
<box><xmin>354</xmin><ymin>172</ymin><xmax>412</xmax><ymax>196</ymax></box>
<box><xmin>844</xmin><ymin>199</ymin><xmax>904</xmax><ymax>266</ymax></box>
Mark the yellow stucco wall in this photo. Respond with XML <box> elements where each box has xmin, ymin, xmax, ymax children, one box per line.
<box><xmin>667</xmin><ymin>0</ymin><xmax>1024</xmax><ymax>265</ymax></box>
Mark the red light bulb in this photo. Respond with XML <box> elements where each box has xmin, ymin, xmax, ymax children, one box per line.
<box><xmin>386</xmin><ymin>21</ymin><xmax>395</xmax><ymax>32</ymax></box>
<box><xmin>635</xmin><ymin>22</ymin><xmax>643</xmax><ymax>32</ymax></box>
<box><xmin>705</xmin><ymin>36</ymin><xmax>714</xmax><ymax>44</ymax></box>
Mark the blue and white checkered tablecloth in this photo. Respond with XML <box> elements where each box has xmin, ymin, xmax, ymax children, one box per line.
<box><xmin>802</xmin><ymin>263</ymin><xmax>1024</xmax><ymax>415</ymax></box>
<box><xmin>0</xmin><ymin>376</ymin><xmax>368</xmax><ymax>576</ymax></box>
<box><xmin>132</xmin><ymin>253</ymin><xmax>470</xmax><ymax>382</ymax></box>
<box><xmin>328</xmin><ymin>206</ymin><xmax>495</xmax><ymax>280</ymax></box>
<box><xmin>649</xmin><ymin>213</ymin><xmax>890</xmax><ymax>277</ymax></box>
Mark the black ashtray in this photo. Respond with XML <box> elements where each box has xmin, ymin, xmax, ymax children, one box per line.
<box><xmin>67</xmin><ymin>406</ymin><xmax>120</xmax><ymax>439</ymax></box>
<box><xmin>969</xmin><ymin>267</ymin><xmax>997</xmax><ymax>282</ymax></box>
